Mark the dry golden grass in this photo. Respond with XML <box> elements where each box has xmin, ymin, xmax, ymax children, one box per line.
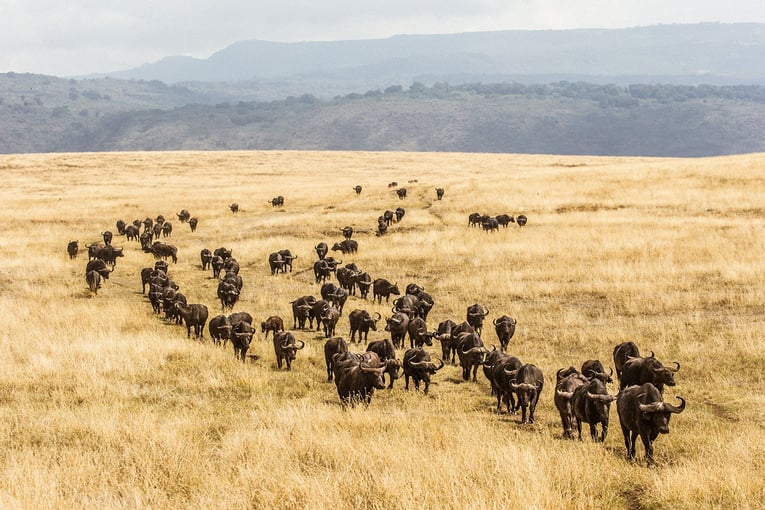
<box><xmin>1</xmin><ymin>150</ymin><xmax>764</xmax><ymax>509</ymax></box>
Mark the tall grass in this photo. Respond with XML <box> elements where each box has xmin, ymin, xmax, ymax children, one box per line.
<box><xmin>0</xmin><ymin>150</ymin><xmax>764</xmax><ymax>509</ymax></box>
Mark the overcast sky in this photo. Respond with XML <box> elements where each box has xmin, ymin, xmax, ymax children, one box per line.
<box><xmin>2</xmin><ymin>0</ymin><xmax>764</xmax><ymax>77</ymax></box>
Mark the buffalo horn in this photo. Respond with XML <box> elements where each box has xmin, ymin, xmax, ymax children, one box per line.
<box><xmin>586</xmin><ymin>391</ymin><xmax>617</xmax><ymax>402</ymax></box>
<box><xmin>556</xmin><ymin>390</ymin><xmax>575</xmax><ymax>399</ymax></box>
<box><xmin>373</xmin><ymin>312</ymin><xmax>381</xmax><ymax>321</ymax></box>
<box><xmin>638</xmin><ymin>401</ymin><xmax>665</xmax><ymax>414</ymax></box>
<box><xmin>433</xmin><ymin>358</ymin><xmax>445</xmax><ymax>371</ymax></box>
<box><xmin>493</xmin><ymin>317</ymin><xmax>501</xmax><ymax>326</ymax></box>
<box><xmin>663</xmin><ymin>396</ymin><xmax>686</xmax><ymax>414</ymax></box>
<box><xmin>296</xmin><ymin>340</ymin><xmax>306</xmax><ymax>350</ymax></box>
<box><xmin>671</xmin><ymin>361</ymin><xmax>680</xmax><ymax>372</ymax></box>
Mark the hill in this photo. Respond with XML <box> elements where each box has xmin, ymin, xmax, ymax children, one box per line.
<box><xmin>0</xmin><ymin>150</ymin><xmax>763</xmax><ymax>508</ymax></box>
<box><xmin>98</xmin><ymin>23</ymin><xmax>765</xmax><ymax>90</ymax></box>
<box><xmin>2</xmin><ymin>75</ymin><xmax>765</xmax><ymax>156</ymax></box>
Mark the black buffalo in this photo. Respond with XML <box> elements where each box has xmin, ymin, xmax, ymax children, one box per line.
<box><xmin>554</xmin><ymin>368</ymin><xmax>589</xmax><ymax>439</ymax></box>
<box><xmin>290</xmin><ymin>295</ymin><xmax>316</xmax><ymax>329</ymax></box>
<box><xmin>324</xmin><ymin>336</ymin><xmax>349</xmax><ymax>382</ymax></box>
<box><xmin>435</xmin><ymin>319</ymin><xmax>458</xmax><ymax>364</ymax></box>
<box><xmin>435</xmin><ymin>188</ymin><xmax>444</xmax><ymax>200</ymax></box>
<box><xmin>620</xmin><ymin>356</ymin><xmax>680</xmax><ymax>394</ymax></box>
<box><xmin>200</xmin><ymin>248</ymin><xmax>213</xmax><ymax>270</ymax></box>
<box><xmin>456</xmin><ymin>331</ymin><xmax>488</xmax><ymax>382</ymax></box>
<box><xmin>332</xmin><ymin>239</ymin><xmax>358</xmax><ymax>254</ymax></box>
<box><xmin>340</xmin><ymin>226</ymin><xmax>353</xmax><ymax>240</ymax></box>
<box><xmin>332</xmin><ymin>352</ymin><xmax>386</xmax><ymax>407</ymax></box>
<box><xmin>348</xmin><ymin>309</ymin><xmax>381</xmax><ymax>343</ymax></box>
<box><xmin>353</xmin><ymin>185</ymin><xmax>362</xmax><ymax>195</ymax></box>
<box><xmin>273</xmin><ymin>331</ymin><xmax>305</xmax><ymax>370</ymax></box>
<box><xmin>173</xmin><ymin>303</ymin><xmax>209</xmax><ymax>339</ymax></box>
<box><xmin>511</xmin><ymin>363</ymin><xmax>544</xmax><ymax>424</ymax></box>
<box><xmin>384</xmin><ymin>312</ymin><xmax>410</xmax><ymax>349</ymax></box>
<box><xmin>260</xmin><ymin>315</ymin><xmax>285</xmax><ymax>340</ymax></box>
<box><xmin>231</xmin><ymin>321</ymin><xmax>254</xmax><ymax>361</ymax></box>
<box><xmin>495</xmin><ymin>214</ymin><xmax>515</xmax><ymax>227</ymax></box>
<box><xmin>315</xmin><ymin>242</ymin><xmax>328</xmax><ymax>260</ymax></box>
<box><xmin>516</xmin><ymin>214</ymin><xmax>528</xmax><ymax>227</ymax></box>
<box><xmin>208</xmin><ymin>315</ymin><xmax>233</xmax><ymax>346</ymax></box>
<box><xmin>373</xmin><ymin>279</ymin><xmax>400</xmax><ymax>303</ymax></box>
<box><xmin>85</xmin><ymin>270</ymin><xmax>101</xmax><ymax>294</ymax></box>
<box><xmin>617</xmin><ymin>383</ymin><xmax>686</xmax><ymax>465</ymax></box>
<box><xmin>396</xmin><ymin>188</ymin><xmax>407</xmax><ymax>199</ymax></box>
<box><xmin>67</xmin><ymin>240</ymin><xmax>79</xmax><ymax>259</ymax></box>
<box><xmin>613</xmin><ymin>341</ymin><xmax>646</xmax><ymax>383</ymax></box>
<box><xmin>466</xmin><ymin>303</ymin><xmax>490</xmax><ymax>335</ymax></box>
<box><xmin>493</xmin><ymin>315</ymin><xmax>517</xmax><ymax>352</ymax></box>
<box><xmin>572</xmin><ymin>378</ymin><xmax>617</xmax><ymax>442</ymax></box>
<box><xmin>402</xmin><ymin>348</ymin><xmax>444</xmax><ymax>394</ymax></box>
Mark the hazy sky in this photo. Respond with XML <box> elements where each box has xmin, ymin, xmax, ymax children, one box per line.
<box><xmin>2</xmin><ymin>0</ymin><xmax>764</xmax><ymax>76</ymax></box>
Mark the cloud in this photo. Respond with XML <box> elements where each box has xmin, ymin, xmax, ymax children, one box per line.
<box><xmin>1</xmin><ymin>0</ymin><xmax>764</xmax><ymax>76</ymax></box>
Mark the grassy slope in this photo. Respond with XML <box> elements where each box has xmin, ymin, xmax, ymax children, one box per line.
<box><xmin>0</xmin><ymin>150</ymin><xmax>763</xmax><ymax>509</ymax></box>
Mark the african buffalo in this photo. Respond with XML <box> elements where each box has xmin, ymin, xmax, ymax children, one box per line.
<box><xmin>324</xmin><ymin>336</ymin><xmax>349</xmax><ymax>382</ymax></box>
<box><xmin>490</xmin><ymin>354</ymin><xmax>523</xmax><ymax>414</ymax></box>
<box><xmin>613</xmin><ymin>341</ymin><xmax>647</xmax><ymax>383</ymax></box>
<box><xmin>315</xmin><ymin>242</ymin><xmax>328</xmax><ymax>260</ymax></box>
<box><xmin>353</xmin><ymin>185</ymin><xmax>362</xmax><ymax>195</ymax></box>
<box><xmin>200</xmin><ymin>249</ymin><xmax>213</xmax><ymax>270</ymax></box>
<box><xmin>290</xmin><ymin>295</ymin><xmax>316</xmax><ymax>329</ymax></box>
<box><xmin>511</xmin><ymin>363</ymin><xmax>544</xmax><ymax>424</ymax></box>
<box><xmin>231</xmin><ymin>321</ymin><xmax>254</xmax><ymax>361</ymax></box>
<box><xmin>620</xmin><ymin>356</ymin><xmax>680</xmax><ymax>393</ymax></box>
<box><xmin>229</xmin><ymin>203</ymin><xmax>239</xmax><ymax>214</ymax></box>
<box><xmin>406</xmin><ymin>317</ymin><xmax>434</xmax><ymax>349</ymax></box>
<box><xmin>173</xmin><ymin>302</ymin><xmax>209</xmax><ymax>339</ymax></box>
<box><xmin>332</xmin><ymin>239</ymin><xmax>358</xmax><ymax>255</ymax></box>
<box><xmin>273</xmin><ymin>331</ymin><xmax>305</xmax><ymax>370</ymax></box>
<box><xmin>268</xmin><ymin>252</ymin><xmax>286</xmax><ymax>275</ymax></box>
<box><xmin>177</xmin><ymin>209</ymin><xmax>190</xmax><ymax>222</ymax></box>
<box><xmin>332</xmin><ymin>352</ymin><xmax>387</xmax><ymax>407</ymax></box>
<box><xmin>85</xmin><ymin>270</ymin><xmax>101</xmax><ymax>294</ymax></box>
<box><xmin>384</xmin><ymin>312</ymin><xmax>410</xmax><ymax>349</ymax></box>
<box><xmin>435</xmin><ymin>188</ymin><xmax>444</xmax><ymax>200</ymax></box>
<box><xmin>554</xmin><ymin>368</ymin><xmax>589</xmax><ymax>439</ymax></box>
<box><xmin>188</xmin><ymin>217</ymin><xmax>198</xmax><ymax>232</ymax></box>
<box><xmin>320</xmin><ymin>306</ymin><xmax>341</xmax><ymax>338</ymax></box>
<box><xmin>340</xmin><ymin>226</ymin><xmax>353</xmax><ymax>239</ymax></box>
<box><xmin>572</xmin><ymin>378</ymin><xmax>617</xmax><ymax>442</ymax></box>
<box><xmin>456</xmin><ymin>331</ymin><xmax>488</xmax><ymax>382</ymax></box>
<box><xmin>208</xmin><ymin>315</ymin><xmax>233</xmax><ymax>346</ymax></box>
<box><xmin>261</xmin><ymin>315</ymin><xmax>285</xmax><ymax>340</ymax></box>
<box><xmin>402</xmin><ymin>348</ymin><xmax>444</xmax><ymax>394</ymax></box>
<box><xmin>493</xmin><ymin>315</ymin><xmax>517</xmax><ymax>352</ymax></box>
<box><xmin>396</xmin><ymin>188</ymin><xmax>407</xmax><ymax>199</ymax></box>
<box><xmin>348</xmin><ymin>309</ymin><xmax>381</xmax><ymax>343</ymax></box>
<box><xmin>466</xmin><ymin>304</ymin><xmax>490</xmax><ymax>335</ymax></box>
<box><xmin>495</xmin><ymin>214</ymin><xmax>515</xmax><ymax>227</ymax></box>
<box><xmin>67</xmin><ymin>240</ymin><xmax>79</xmax><ymax>259</ymax></box>
<box><xmin>617</xmin><ymin>383</ymin><xmax>686</xmax><ymax>465</ymax></box>
<box><xmin>373</xmin><ymin>279</ymin><xmax>400</xmax><ymax>303</ymax></box>
<box><xmin>435</xmin><ymin>319</ymin><xmax>458</xmax><ymax>364</ymax></box>
<box><xmin>516</xmin><ymin>214</ymin><xmax>528</xmax><ymax>226</ymax></box>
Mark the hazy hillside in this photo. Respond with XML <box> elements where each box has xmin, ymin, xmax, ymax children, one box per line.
<box><xmin>2</xmin><ymin>75</ymin><xmax>764</xmax><ymax>156</ymax></box>
<box><xmin>97</xmin><ymin>23</ymin><xmax>765</xmax><ymax>92</ymax></box>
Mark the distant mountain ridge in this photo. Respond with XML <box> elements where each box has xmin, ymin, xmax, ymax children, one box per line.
<box><xmin>96</xmin><ymin>23</ymin><xmax>765</xmax><ymax>93</ymax></box>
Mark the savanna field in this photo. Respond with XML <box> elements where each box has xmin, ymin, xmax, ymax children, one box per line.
<box><xmin>0</xmin><ymin>150</ymin><xmax>764</xmax><ymax>509</ymax></box>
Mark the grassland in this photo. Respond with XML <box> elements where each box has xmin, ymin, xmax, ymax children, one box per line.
<box><xmin>0</xmin><ymin>150</ymin><xmax>763</xmax><ymax>509</ymax></box>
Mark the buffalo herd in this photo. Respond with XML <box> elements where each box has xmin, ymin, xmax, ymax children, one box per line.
<box><xmin>70</xmin><ymin>180</ymin><xmax>685</xmax><ymax>466</ymax></box>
